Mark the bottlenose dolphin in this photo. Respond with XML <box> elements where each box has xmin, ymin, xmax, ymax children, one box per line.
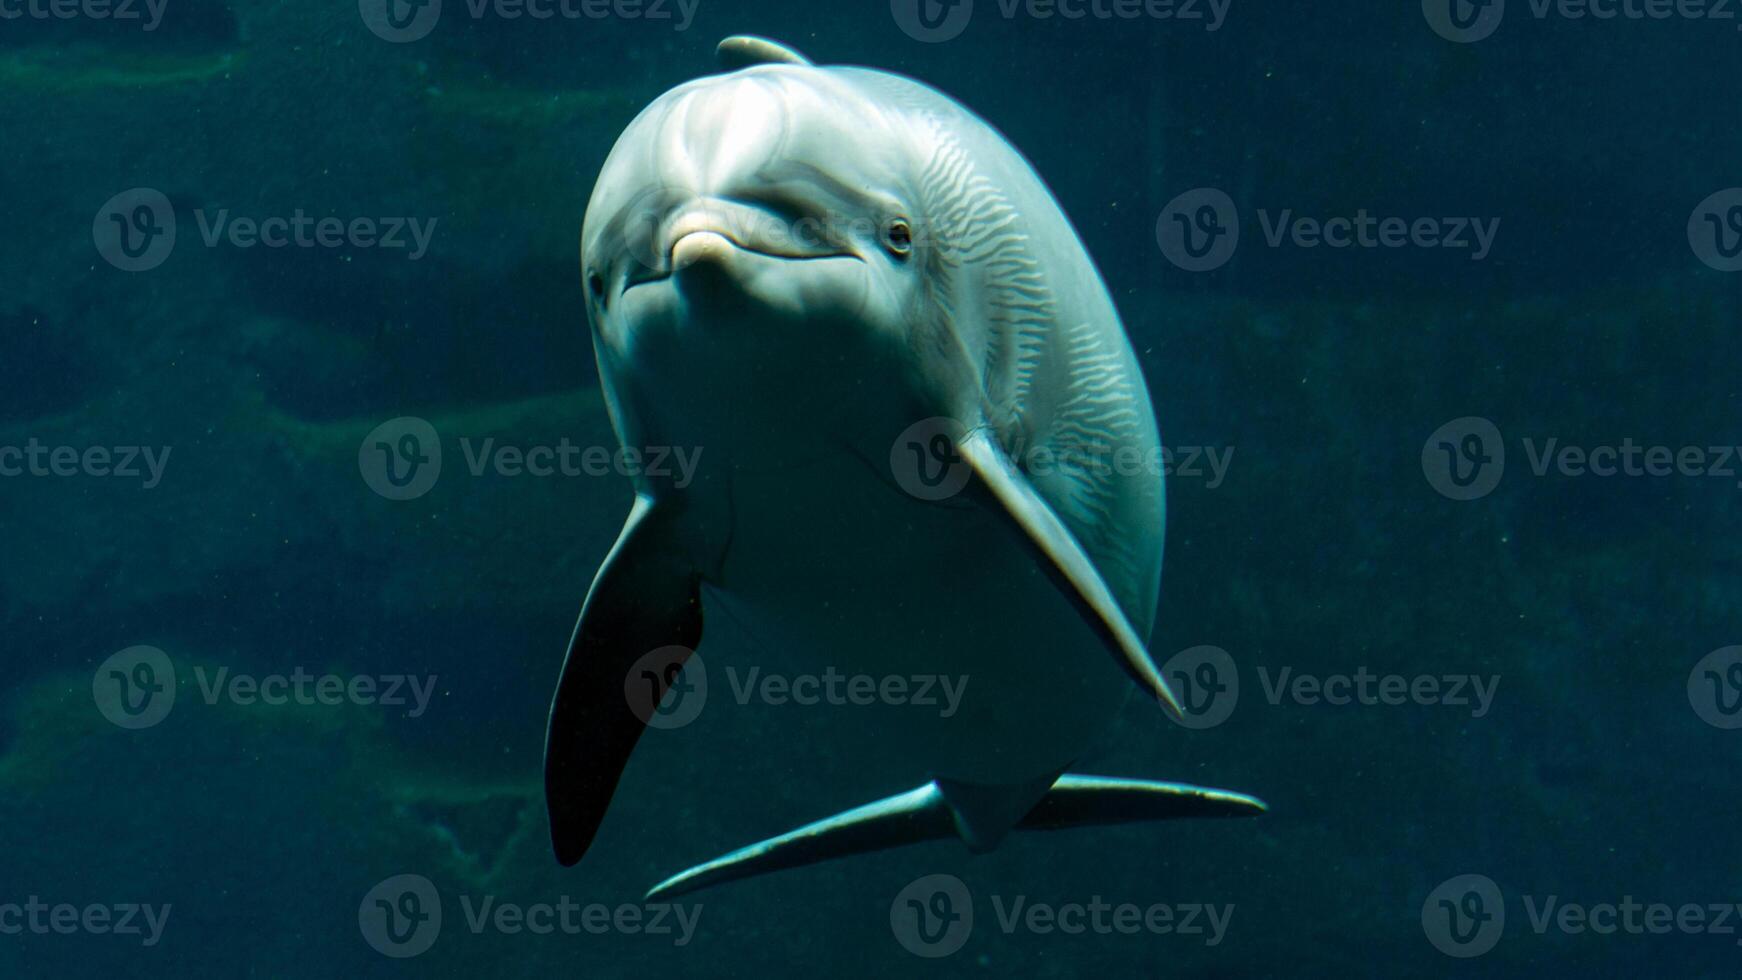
<box><xmin>546</xmin><ymin>35</ymin><xmax>1265</xmax><ymax>899</ymax></box>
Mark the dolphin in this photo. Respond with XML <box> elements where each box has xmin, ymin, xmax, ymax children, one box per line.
<box><xmin>546</xmin><ymin>35</ymin><xmax>1265</xmax><ymax>899</ymax></box>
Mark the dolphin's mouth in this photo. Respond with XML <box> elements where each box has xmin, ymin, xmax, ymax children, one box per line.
<box><xmin>624</xmin><ymin>202</ymin><xmax>862</xmax><ymax>291</ymax></box>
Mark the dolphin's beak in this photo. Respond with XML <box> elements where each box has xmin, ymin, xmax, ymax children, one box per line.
<box><xmin>665</xmin><ymin>200</ymin><xmax>860</xmax><ymax>263</ymax></box>
<box><xmin>671</xmin><ymin>229</ymin><xmax>737</xmax><ymax>271</ymax></box>
<box><xmin>667</xmin><ymin>229</ymin><xmax>742</xmax><ymax>297</ymax></box>
<box><xmin>622</xmin><ymin>198</ymin><xmax>863</xmax><ymax>299</ymax></box>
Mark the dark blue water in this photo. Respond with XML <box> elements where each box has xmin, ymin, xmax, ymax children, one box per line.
<box><xmin>2</xmin><ymin>1</ymin><xmax>1739</xmax><ymax>976</ymax></box>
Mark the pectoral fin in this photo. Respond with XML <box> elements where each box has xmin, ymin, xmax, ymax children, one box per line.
<box><xmin>957</xmin><ymin>430</ymin><xmax>1184</xmax><ymax>718</ymax></box>
<box><xmin>545</xmin><ymin>494</ymin><xmax>703</xmax><ymax>867</ymax></box>
<box><xmin>644</xmin><ymin>774</ymin><xmax>1266</xmax><ymax>900</ymax></box>
<box><xmin>645</xmin><ymin>784</ymin><xmax>957</xmax><ymax>900</ymax></box>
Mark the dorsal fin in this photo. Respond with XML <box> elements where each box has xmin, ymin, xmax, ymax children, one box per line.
<box><xmin>716</xmin><ymin>35</ymin><xmax>814</xmax><ymax>70</ymax></box>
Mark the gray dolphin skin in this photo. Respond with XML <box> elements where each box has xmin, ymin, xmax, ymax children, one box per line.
<box><xmin>546</xmin><ymin>35</ymin><xmax>1266</xmax><ymax>899</ymax></box>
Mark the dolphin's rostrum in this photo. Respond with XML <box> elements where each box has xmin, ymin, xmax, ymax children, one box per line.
<box><xmin>545</xmin><ymin>35</ymin><xmax>1266</xmax><ymax>899</ymax></box>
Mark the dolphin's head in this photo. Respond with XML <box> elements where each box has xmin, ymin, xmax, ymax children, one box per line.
<box><xmin>581</xmin><ymin>62</ymin><xmax>952</xmax><ymax>449</ymax></box>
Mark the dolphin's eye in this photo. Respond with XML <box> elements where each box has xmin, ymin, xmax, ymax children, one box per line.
<box><xmin>885</xmin><ymin>219</ymin><xmax>913</xmax><ymax>257</ymax></box>
<box><xmin>587</xmin><ymin>270</ymin><xmax>606</xmax><ymax>305</ymax></box>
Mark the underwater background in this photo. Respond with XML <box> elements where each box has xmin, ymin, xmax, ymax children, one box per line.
<box><xmin>2</xmin><ymin>0</ymin><xmax>1740</xmax><ymax>976</ymax></box>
